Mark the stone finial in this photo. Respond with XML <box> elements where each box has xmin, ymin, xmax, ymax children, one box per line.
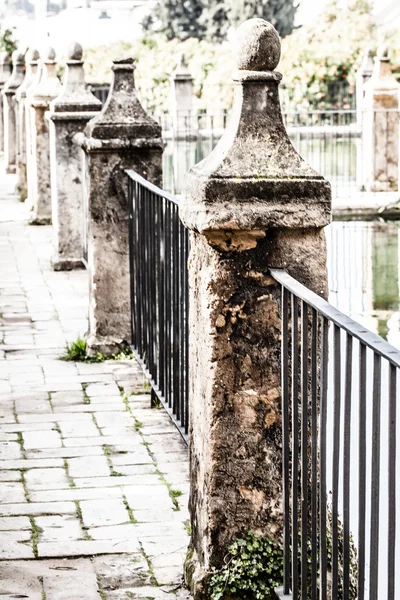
<box><xmin>0</xmin><ymin>51</ymin><xmax>10</xmax><ymax>65</ymax></box>
<box><xmin>12</xmin><ymin>50</ymin><xmax>25</xmax><ymax>65</ymax></box>
<box><xmin>67</xmin><ymin>41</ymin><xmax>83</xmax><ymax>61</ymax></box>
<box><xmin>180</xmin><ymin>18</ymin><xmax>331</xmax><ymax>242</ymax></box>
<box><xmin>233</xmin><ymin>18</ymin><xmax>281</xmax><ymax>72</ymax></box>
<box><xmin>3</xmin><ymin>49</ymin><xmax>25</xmax><ymax>93</ymax></box>
<box><xmin>29</xmin><ymin>45</ymin><xmax>61</xmax><ymax>101</ymax></box>
<box><xmin>173</xmin><ymin>53</ymin><xmax>193</xmax><ymax>80</ymax></box>
<box><xmin>358</xmin><ymin>48</ymin><xmax>374</xmax><ymax>78</ymax></box>
<box><xmin>44</xmin><ymin>46</ymin><xmax>56</xmax><ymax>62</ymax></box>
<box><xmin>26</xmin><ymin>48</ymin><xmax>40</xmax><ymax>64</ymax></box>
<box><xmin>50</xmin><ymin>41</ymin><xmax>101</xmax><ymax>113</ymax></box>
<box><xmin>16</xmin><ymin>48</ymin><xmax>41</xmax><ymax>99</ymax></box>
<box><xmin>0</xmin><ymin>52</ymin><xmax>11</xmax><ymax>86</ymax></box>
<box><xmin>84</xmin><ymin>58</ymin><xmax>161</xmax><ymax>142</ymax></box>
<box><xmin>377</xmin><ymin>44</ymin><xmax>389</xmax><ymax>61</ymax></box>
<box><xmin>366</xmin><ymin>43</ymin><xmax>400</xmax><ymax>92</ymax></box>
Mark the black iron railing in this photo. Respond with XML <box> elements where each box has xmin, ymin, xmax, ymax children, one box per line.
<box><xmin>272</xmin><ymin>268</ymin><xmax>400</xmax><ymax>600</ymax></box>
<box><xmin>127</xmin><ymin>170</ymin><xmax>189</xmax><ymax>441</ymax></box>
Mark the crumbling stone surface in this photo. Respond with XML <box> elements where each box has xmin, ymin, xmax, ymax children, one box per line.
<box><xmin>2</xmin><ymin>50</ymin><xmax>24</xmax><ymax>175</ymax></box>
<box><xmin>15</xmin><ymin>48</ymin><xmax>40</xmax><ymax>200</ymax></box>
<box><xmin>78</xmin><ymin>59</ymin><xmax>163</xmax><ymax>354</ymax></box>
<box><xmin>49</xmin><ymin>42</ymin><xmax>102</xmax><ymax>271</ymax></box>
<box><xmin>180</xmin><ymin>18</ymin><xmax>331</xmax><ymax>598</ymax></box>
<box><xmin>363</xmin><ymin>45</ymin><xmax>400</xmax><ymax>192</ymax></box>
<box><xmin>27</xmin><ymin>46</ymin><xmax>61</xmax><ymax>224</ymax></box>
<box><xmin>0</xmin><ymin>52</ymin><xmax>11</xmax><ymax>153</ymax></box>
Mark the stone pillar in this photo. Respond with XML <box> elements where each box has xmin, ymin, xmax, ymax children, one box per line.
<box><xmin>15</xmin><ymin>48</ymin><xmax>40</xmax><ymax>200</ymax></box>
<box><xmin>0</xmin><ymin>52</ymin><xmax>11</xmax><ymax>153</ymax></box>
<box><xmin>48</xmin><ymin>42</ymin><xmax>102</xmax><ymax>271</ymax></box>
<box><xmin>78</xmin><ymin>58</ymin><xmax>164</xmax><ymax>354</ymax></box>
<box><xmin>25</xmin><ymin>57</ymin><xmax>42</xmax><ymax>213</ymax></box>
<box><xmin>356</xmin><ymin>48</ymin><xmax>373</xmax><ymax>123</ymax></box>
<box><xmin>363</xmin><ymin>45</ymin><xmax>400</xmax><ymax>192</ymax></box>
<box><xmin>179</xmin><ymin>19</ymin><xmax>331</xmax><ymax>598</ymax></box>
<box><xmin>171</xmin><ymin>53</ymin><xmax>193</xmax><ymax>136</ymax></box>
<box><xmin>2</xmin><ymin>51</ymin><xmax>25</xmax><ymax>174</ymax></box>
<box><xmin>27</xmin><ymin>47</ymin><xmax>61</xmax><ymax>224</ymax></box>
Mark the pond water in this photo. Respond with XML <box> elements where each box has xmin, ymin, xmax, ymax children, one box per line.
<box><xmin>327</xmin><ymin>221</ymin><xmax>400</xmax><ymax>349</ymax></box>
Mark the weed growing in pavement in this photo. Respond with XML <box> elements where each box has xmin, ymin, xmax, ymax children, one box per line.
<box><xmin>60</xmin><ymin>336</ymin><xmax>133</xmax><ymax>363</ymax></box>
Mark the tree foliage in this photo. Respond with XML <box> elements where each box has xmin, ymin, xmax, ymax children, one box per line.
<box><xmin>227</xmin><ymin>0</ymin><xmax>297</xmax><ymax>38</ymax></box>
<box><xmin>0</xmin><ymin>27</ymin><xmax>17</xmax><ymax>58</ymax></box>
<box><xmin>142</xmin><ymin>0</ymin><xmax>298</xmax><ymax>41</ymax></box>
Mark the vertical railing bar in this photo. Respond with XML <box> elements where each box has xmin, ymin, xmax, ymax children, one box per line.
<box><xmin>281</xmin><ymin>286</ymin><xmax>290</xmax><ymax>595</ymax></box>
<box><xmin>319</xmin><ymin>316</ymin><xmax>328</xmax><ymax>600</ymax></box>
<box><xmin>387</xmin><ymin>362</ymin><xmax>397</xmax><ymax>600</ymax></box>
<box><xmin>369</xmin><ymin>353</ymin><xmax>381</xmax><ymax>600</ymax></box>
<box><xmin>343</xmin><ymin>332</ymin><xmax>353</xmax><ymax>600</ymax></box>
<box><xmin>310</xmin><ymin>307</ymin><xmax>318</xmax><ymax>600</ymax></box>
<box><xmin>300</xmin><ymin>300</ymin><xmax>308</xmax><ymax>600</ymax></box>
<box><xmin>331</xmin><ymin>324</ymin><xmax>341</xmax><ymax>600</ymax></box>
<box><xmin>358</xmin><ymin>342</ymin><xmax>367</xmax><ymax>600</ymax></box>
<box><xmin>291</xmin><ymin>293</ymin><xmax>299</xmax><ymax>600</ymax></box>
<box><xmin>184</xmin><ymin>227</ymin><xmax>190</xmax><ymax>435</ymax></box>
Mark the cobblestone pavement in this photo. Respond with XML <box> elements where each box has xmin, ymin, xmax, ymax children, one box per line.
<box><xmin>0</xmin><ymin>173</ymin><xmax>190</xmax><ymax>599</ymax></box>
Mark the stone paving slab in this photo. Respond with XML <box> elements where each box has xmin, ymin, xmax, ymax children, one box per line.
<box><xmin>0</xmin><ymin>171</ymin><xmax>191</xmax><ymax>598</ymax></box>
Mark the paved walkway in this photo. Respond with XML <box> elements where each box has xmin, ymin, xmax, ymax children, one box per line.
<box><xmin>0</xmin><ymin>171</ymin><xmax>190</xmax><ymax>599</ymax></box>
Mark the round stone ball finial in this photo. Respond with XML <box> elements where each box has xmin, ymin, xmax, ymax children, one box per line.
<box><xmin>233</xmin><ymin>18</ymin><xmax>281</xmax><ymax>72</ymax></box>
<box><xmin>26</xmin><ymin>48</ymin><xmax>40</xmax><ymax>63</ymax></box>
<box><xmin>377</xmin><ymin>44</ymin><xmax>389</xmax><ymax>61</ymax></box>
<box><xmin>0</xmin><ymin>51</ymin><xmax>10</xmax><ymax>64</ymax></box>
<box><xmin>12</xmin><ymin>50</ymin><xmax>25</xmax><ymax>64</ymax></box>
<box><xmin>44</xmin><ymin>46</ymin><xmax>56</xmax><ymax>61</ymax></box>
<box><xmin>67</xmin><ymin>42</ymin><xmax>83</xmax><ymax>61</ymax></box>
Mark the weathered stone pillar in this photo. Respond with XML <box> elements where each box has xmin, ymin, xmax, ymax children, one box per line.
<box><xmin>171</xmin><ymin>53</ymin><xmax>193</xmax><ymax>135</ymax></box>
<box><xmin>0</xmin><ymin>52</ymin><xmax>11</xmax><ymax>153</ymax></box>
<box><xmin>27</xmin><ymin>47</ymin><xmax>61</xmax><ymax>224</ymax></box>
<box><xmin>25</xmin><ymin>56</ymin><xmax>42</xmax><ymax>213</ymax></box>
<box><xmin>78</xmin><ymin>58</ymin><xmax>163</xmax><ymax>354</ymax></box>
<box><xmin>48</xmin><ymin>42</ymin><xmax>101</xmax><ymax>271</ymax></box>
<box><xmin>180</xmin><ymin>19</ymin><xmax>331</xmax><ymax>598</ymax></box>
<box><xmin>356</xmin><ymin>48</ymin><xmax>373</xmax><ymax>124</ymax></box>
<box><xmin>363</xmin><ymin>45</ymin><xmax>400</xmax><ymax>192</ymax></box>
<box><xmin>15</xmin><ymin>48</ymin><xmax>40</xmax><ymax>200</ymax></box>
<box><xmin>2</xmin><ymin>51</ymin><xmax>24</xmax><ymax>174</ymax></box>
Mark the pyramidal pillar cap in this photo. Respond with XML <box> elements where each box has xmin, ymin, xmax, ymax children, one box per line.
<box><xmin>179</xmin><ymin>18</ymin><xmax>331</xmax><ymax>247</ymax></box>
<box><xmin>50</xmin><ymin>41</ymin><xmax>102</xmax><ymax>115</ymax></box>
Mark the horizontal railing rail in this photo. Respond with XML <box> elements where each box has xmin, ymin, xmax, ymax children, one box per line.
<box><xmin>271</xmin><ymin>268</ymin><xmax>399</xmax><ymax>600</ymax></box>
<box><xmin>127</xmin><ymin>169</ymin><xmax>189</xmax><ymax>442</ymax></box>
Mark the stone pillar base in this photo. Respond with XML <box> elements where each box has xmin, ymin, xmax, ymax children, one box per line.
<box><xmin>184</xmin><ymin>548</ymin><xmax>208</xmax><ymax>600</ymax></box>
<box><xmin>51</xmin><ymin>256</ymin><xmax>85</xmax><ymax>271</ymax></box>
<box><xmin>29</xmin><ymin>215</ymin><xmax>51</xmax><ymax>226</ymax></box>
<box><xmin>86</xmin><ymin>334</ymin><xmax>128</xmax><ymax>356</ymax></box>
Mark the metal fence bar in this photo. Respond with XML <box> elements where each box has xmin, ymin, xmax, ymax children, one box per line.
<box><xmin>126</xmin><ymin>169</ymin><xmax>189</xmax><ymax>442</ymax></box>
<box><xmin>272</xmin><ymin>268</ymin><xmax>400</xmax><ymax>600</ymax></box>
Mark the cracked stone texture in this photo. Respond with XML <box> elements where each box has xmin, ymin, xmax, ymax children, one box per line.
<box><xmin>0</xmin><ymin>165</ymin><xmax>190</xmax><ymax>599</ymax></box>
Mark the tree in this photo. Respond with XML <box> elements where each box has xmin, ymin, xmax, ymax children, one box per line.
<box><xmin>226</xmin><ymin>0</ymin><xmax>298</xmax><ymax>38</ymax></box>
<box><xmin>142</xmin><ymin>0</ymin><xmax>298</xmax><ymax>42</ymax></box>
<box><xmin>142</xmin><ymin>0</ymin><xmax>206</xmax><ymax>41</ymax></box>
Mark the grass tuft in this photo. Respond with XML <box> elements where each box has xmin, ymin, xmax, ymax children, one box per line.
<box><xmin>60</xmin><ymin>336</ymin><xmax>134</xmax><ymax>363</ymax></box>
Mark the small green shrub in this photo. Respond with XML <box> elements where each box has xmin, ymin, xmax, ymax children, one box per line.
<box><xmin>60</xmin><ymin>337</ymin><xmax>133</xmax><ymax>363</ymax></box>
<box><xmin>209</xmin><ymin>531</ymin><xmax>283</xmax><ymax>600</ymax></box>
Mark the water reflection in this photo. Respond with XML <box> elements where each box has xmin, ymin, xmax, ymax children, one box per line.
<box><xmin>326</xmin><ymin>221</ymin><xmax>400</xmax><ymax>348</ymax></box>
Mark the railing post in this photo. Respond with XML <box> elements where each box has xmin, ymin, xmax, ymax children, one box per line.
<box><xmin>171</xmin><ymin>53</ymin><xmax>193</xmax><ymax>136</ymax></box>
<box><xmin>26</xmin><ymin>46</ymin><xmax>61</xmax><ymax>224</ymax></box>
<box><xmin>15</xmin><ymin>48</ymin><xmax>40</xmax><ymax>201</ymax></box>
<box><xmin>180</xmin><ymin>18</ymin><xmax>332</xmax><ymax>598</ymax></box>
<box><xmin>0</xmin><ymin>52</ymin><xmax>11</xmax><ymax>153</ymax></box>
<box><xmin>356</xmin><ymin>48</ymin><xmax>373</xmax><ymax>125</ymax></box>
<box><xmin>77</xmin><ymin>58</ymin><xmax>163</xmax><ymax>355</ymax></box>
<box><xmin>362</xmin><ymin>45</ymin><xmax>400</xmax><ymax>192</ymax></box>
<box><xmin>2</xmin><ymin>50</ymin><xmax>24</xmax><ymax>174</ymax></box>
<box><xmin>48</xmin><ymin>42</ymin><xmax>101</xmax><ymax>271</ymax></box>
